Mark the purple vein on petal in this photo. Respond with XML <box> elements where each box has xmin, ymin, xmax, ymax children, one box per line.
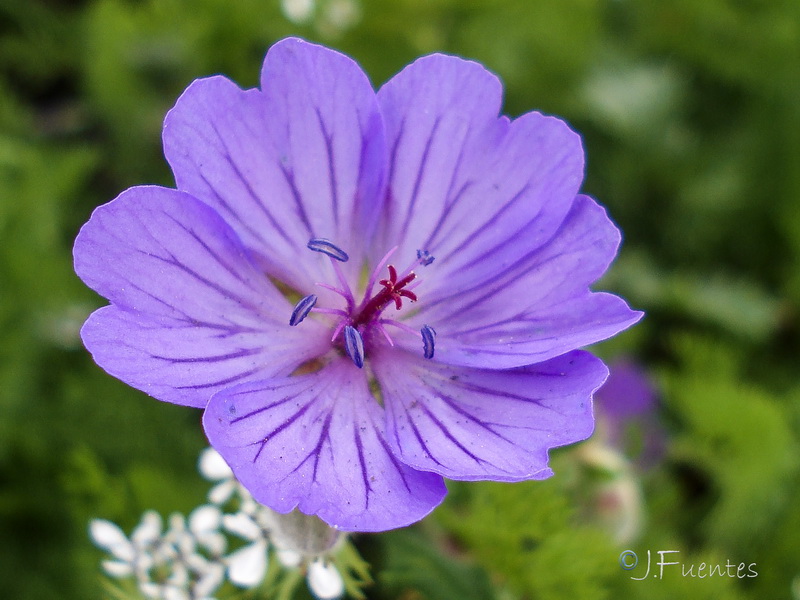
<box><xmin>353</xmin><ymin>424</ymin><xmax>373</xmax><ymax>508</ymax></box>
<box><xmin>434</xmin><ymin>392</ymin><xmax>512</xmax><ymax>441</ymax></box>
<box><xmin>420</xmin><ymin>175</ymin><xmax>475</xmax><ymax>252</ymax></box>
<box><xmin>196</xmin><ymin>170</ymin><xmax>273</xmax><ymax>250</ymax></box>
<box><xmin>289</xmin><ymin>409</ymin><xmax>333</xmax><ymax>483</ymax></box>
<box><xmin>175</xmin><ymin>366</ymin><xmax>263</xmax><ymax>390</ymax></box>
<box><xmin>428</xmin><ymin>181</ymin><xmax>532</xmax><ymax>271</ymax></box>
<box><xmin>205</xmin><ymin>119</ymin><xmax>298</xmax><ymax>247</ymax></box>
<box><xmin>277</xmin><ymin>161</ymin><xmax>314</xmax><ymax>237</ymax></box>
<box><xmin>230</xmin><ymin>393</ymin><xmax>297</xmax><ymax>424</ymax></box>
<box><xmin>384</xmin><ymin>116</ymin><xmax>407</xmax><ymax>222</ymax></box>
<box><xmin>314</xmin><ymin>107</ymin><xmax>340</xmax><ymax>228</ymax></box>
<box><xmin>185</xmin><ymin>119</ymin><xmax>294</xmax><ymax>248</ymax></box>
<box><xmin>438</xmin><ymin>377</ymin><xmax>555</xmax><ymax>411</ymax></box>
<box><xmin>397</xmin><ymin>115</ymin><xmax>442</xmax><ymax>239</ymax></box>
<box><xmin>135</xmin><ymin>249</ymin><xmax>263</xmax><ymax>314</ymax></box>
<box><xmin>148</xmin><ymin>347</ymin><xmax>262</xmax><ymax>364</ymax></box>
<box><xmin>252</xmin><ymin>400</ymin><xmax>316</xmax><ymax>462</ymax></box>
<box><xmin>123</xmin><ymin>201</ymin><xmax>269</xmax><ymax>314</ymax></box>
<box><xmin>400</xmin><ymin>411</ymin><xmax>446</xmax><ymax>468</ymax></box>
<box><xmin>424</xmin><ymin>233</ymin><xmax>571</xmax><ymax>316</ymax></box>
<box><xmin>414</xmin><ymin>402</ymin><xmax>486</xmax><ymax>466</ymax></box>
<box><xmin>162</xmin><ymin>213</ymin><xmax>266</xmax><ymax>297</ymax></box>
<box><xmin>109</xmin><ymin>288</ymin><xmax>264</xmax><ymax>333</ymax></box>
<box><xmin>375</xmin><ymin>433</ymin><xmax>414</xmax><ymax>493</ymax></box>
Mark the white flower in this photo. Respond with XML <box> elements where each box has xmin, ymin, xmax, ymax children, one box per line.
<box><xmin>307</xmin><ymin>558</ymin><xmax>345</xmax><ymax>600</ymax></box>
<box><xmin>222</xmin><ymin>511</ymin><xmax>269</xmax><ymax>588</ymax></box>
<box><xmin>198</xmin><ymin>447</ymin><xmax>238</xmax><ymax>505</ymax></box>
<box><xmin>92</xmin><ymin>509</ymin><xmax>228</xmax><ymax>600</ymax></box>
<box><xmin>189</xmin><ymin>505</ymin><xmax>226</xmax><ymax>556</ymax></box>
<box><xmin>281</xmin><ymin>0</ymin><xmax>315</xmax><ymax>23</ymax></box>
<box><xmin>90</xmin><ymin>513</ymin><xmax>162</xmax><ymax>578</ymax></box>
<box><xmin>194</xmin><ymin>562</ymin><xmax>226</xmax><ymax>598</ymax></box>
<box><xmin>276</xmin><ymin>548</ymin><xmax>303</xmax><ymax>568</ymax></box>
<box><xmin>227</xmin><ymin>540</ymin><xmax>268</xmax><ymax>587</ymax></box>
<box><xmin>90</xmin><ymin>519</ymin><xmax>135</xmax><ymax>562</ymax></box>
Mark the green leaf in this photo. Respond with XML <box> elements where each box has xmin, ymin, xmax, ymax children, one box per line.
<box><xmin>378</xmin><ymin>528</ymin><xmax>498</xmax><ymax>600</ymax></box>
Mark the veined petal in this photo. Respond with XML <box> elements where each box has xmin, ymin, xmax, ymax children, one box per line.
<box><xmin>74</xmin><ymin>186</ymin><xmax>329</xmax><ymax>407</ymax></box>
<box><xmin>376</xmin><ymin>55</ymin><xmax>582</xmax><ymax>275</ymax></box>
<box><xmin>164</xmin><ymin>37</ymin><xmax>386</xmax><ymax>292</ymax></box>
<box><xmin>426</xmin><ymin>195</ymin><xmax>618</xmax><ymax>315</ymax></box>
<box><xmin>375</xmin><ymin>349</ymin><xmax>604</xmax><ymax>481</ymax></box>
<box><xmin>430</xmin><ymin>292</ymin><xmax>641</xmax><ymax>369</ymax></box>
<box><xmin>202</xmin><ymin>360</ymin><xmax>447</xmax><ymax>532</ymax></box>
<box><xmin>403</xmin><ymin>195</ymin><xmax>642</xmax><ymax>368</ymax></box>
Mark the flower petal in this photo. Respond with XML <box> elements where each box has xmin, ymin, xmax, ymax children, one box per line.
<box><xmin>307</xmin><ymin>559</ymin><xmax>345</xmax><ymax>600</ymax></box>
<box><xmin>198</xmin><ymin>447</ymin><xmax>234</xmax><ymax>481</ymax></box>
<box><xmin>223</xmin><ymin>513</ymin><xmax>262</xmax><ymax>542</ymax></box>
<box><xmin>90</xmin><ymin>519</ymin><xmax>134</xmax><ymax>560</ymax></box>
<box><xmin>276</xmin><ymin>549</ymin><xmax>303</xmax><ymax>568</ymax></box>
<box><xmin>202</xmin><ymin>360</ymin><xmax>447</xmax><ymax>532</ymax></box>
<box><xmin>101</xmin><ymin>560</ymin><xmax>134</xmax><ymax>577</ymax></box>
<box><xmin>189</xmin><ymin>505</ymin><xmax>222</xmax><ymax>534</ymax></box>
<box><xmin>195</xmin><ymin>563</ymin><xmax>226</xmax><ymax>598</ymax></box>
<box><xmin>74</xmin><ymin>186</ymin><xmax>329</xmax><ymax>407</ymax></box>
<box><xmin>132</xmin><ymin>511</ymin><xmax>163</xmax><ymax>545</ymax></box>
<box><xmin>376</xmin><ymin>55</ymin><xmax>582</xmax><ymax>277</ymax></box>
<box><xmin>163</xmin><ymin>37</ymin><xmax>386</xmax><ymax>292</ymax></box>
<box><xmin>405</xmin><ymin>195</ymin><xmax>642</xmax><ymax>368</ymax></box>
<box><xmin>375</xmin><ymin>349</ymin><xmax>605</xmax><ymax>480</ymax></box>
<box><xmin>227</xmin><ymin>541</ymin><xmax>268</xmax><ymax>588</ymax></box>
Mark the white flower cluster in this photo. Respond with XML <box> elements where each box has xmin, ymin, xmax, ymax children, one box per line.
<box><xmin>89</xmin><ymin>448</ymin><xmax>346</xmax><ymax>600</ymax></box>
<box><xmin>279</xmin><ymin>0</ymin><xmax>360</xmax><ymax>36</ymax></box>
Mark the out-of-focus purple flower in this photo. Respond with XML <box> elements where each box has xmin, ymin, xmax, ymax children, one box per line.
<box><xmin>74</xmin><ymin>38</ymin><xmax>641</xmax><ymax>532</ymax></box>
<box><xmin>594</xmin><ymin>359</ymin><xmax>664</xmax><ymax>468</ymax></box>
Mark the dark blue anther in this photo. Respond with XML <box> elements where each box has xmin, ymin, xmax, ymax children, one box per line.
<box><xmin>289</xmin><ymin>294</ymin><xmax>317</xmax><ymax>326</ymax></box>
<box><xmin>344</xmin><ymin>325</ymin><xmax>365</xmax><ymax>368</ymax></box>
<box><xmin>308</xmin><ymin>238</ymin><xmax>349</xmax><ymax>262</ymax></box>
<box><xmin>416</xmin><ymin>249</ymin><xmax>435</xmax><ymax>266</ymax></box>
<box><xmin>421</xmin><ymin>324</ymin><xmax>436</xmax><ymax>359</ymax></box>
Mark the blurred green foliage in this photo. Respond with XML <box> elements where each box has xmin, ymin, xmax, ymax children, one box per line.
<box><xmin>1</xmin><ymin>0</ymin><xmax>799</xmax><ymax>598</ymax></box>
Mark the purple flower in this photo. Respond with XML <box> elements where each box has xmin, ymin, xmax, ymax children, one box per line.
<box><xmin>74</xmin><ymin>38</ymin><xmax>642</xmax><ymax>532</ymax></box>
<box><xmin>594</xmin><ymin>359</ymin><xmax>665</xmax><ymax>468</ymax></box>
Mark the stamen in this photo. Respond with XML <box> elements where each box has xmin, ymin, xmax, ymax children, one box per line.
<box><xmin>421</xmin><ymin>325</ymin><xmax>436</xmax><ymax>359</ymax></box>
<box><xmin>363</xmin><ymin>246</ymin><xmax>398</xmax><ymax>300</ymax></box>
<box><xmin>416</xmin><ymin>249</ymin><xmax>435</xmax><ymax>266</ymax></box>
<box><xmin>315</xmin><ymin>282</ymin><xmax>351</xmax><ymax>300</ymax></box>
<box><xmin>307</xmin><ymin>238</ymin><xmax>349</xmax><ymax>262</ymax></box>
<box><xmin>343</xmin><ymin>326</ymin><xmax>365</xmax><ymax>368</ymax></box>
<box><xmin>311</xmin><ymin>307</ymin><xmax>348</xmax><ymax>317</ymax></box>
<box><xmin>380</xmin><ymin>319</ymin><xmax>418</xmax><ymax>337</ymax></box>
<box><xmin>289</xmin><ymin>294</ymin><xmax>317</xmax><ymax>326</ymax></box>
<box><xmin>308</xmin><ymin>239</ymin><xmax>355</xmax><ymax>311</ymax></box>
<box><xmin>330</xmin><ymin>320</ymin><xmax>347</xmax><ymax>343</ymax></box>
<box><xmin>397</xmin><ymin>249</ymin><xmax>435</xmax><ymax>280</ymax></box>
<box><xmin>375</xmin><ymin>323</ymin><xmax>394</xmax><ymax>346</ymax></box>
<box><xmin>330</xmin><ymin>259</ymin><xmax>355</xmax><ymax>313</ymax></box>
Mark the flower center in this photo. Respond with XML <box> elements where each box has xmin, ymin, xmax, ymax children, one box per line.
<box><xmin>289</xmin><ymin>239</ymin><xmax>436</xmax><ymax>368</ymax></box>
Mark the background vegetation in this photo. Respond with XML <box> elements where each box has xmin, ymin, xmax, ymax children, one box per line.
<box><xmin>1</xmin><ymin>0</ymin><xmax>799</xmax><ymax>598</ymax></box>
